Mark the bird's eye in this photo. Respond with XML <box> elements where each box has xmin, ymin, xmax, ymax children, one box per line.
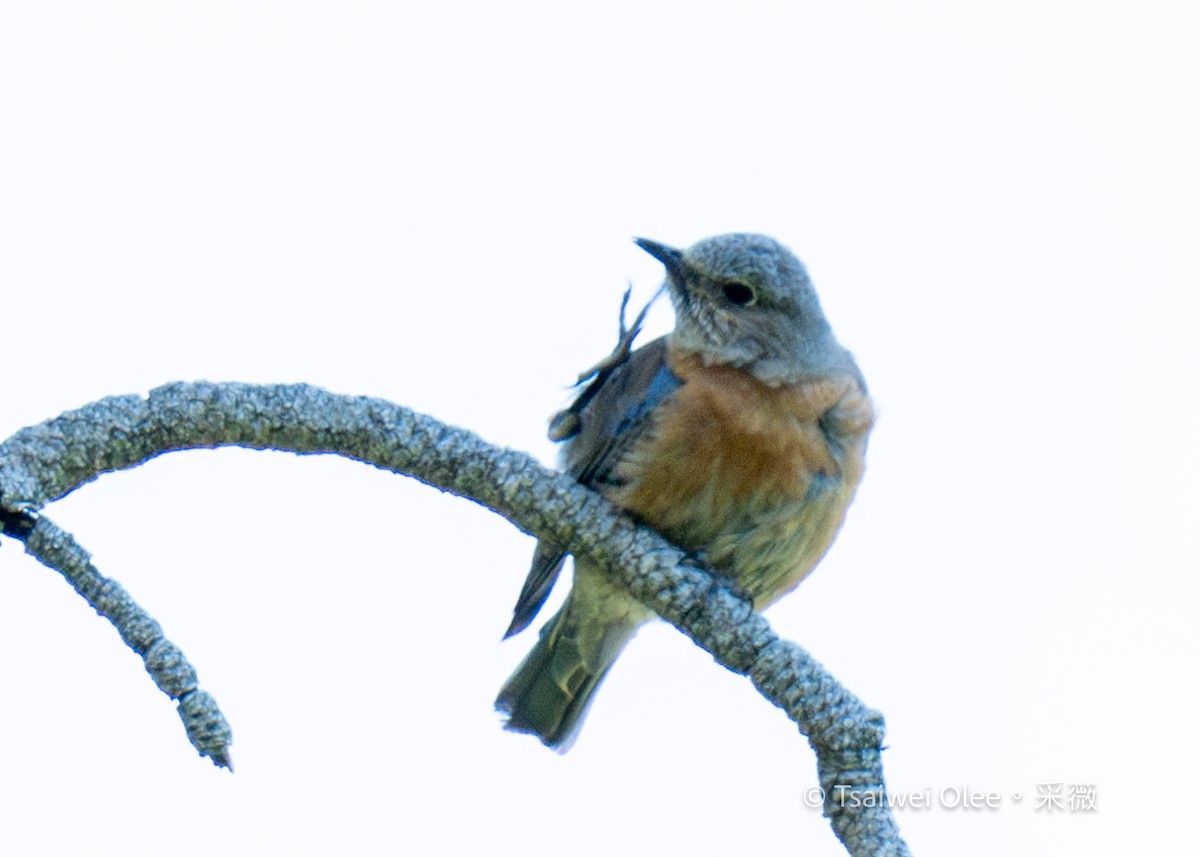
<box><xmin>722</xmin><ymin>281</ymin><xmax>756</xmax><ymax>306</ymax></box>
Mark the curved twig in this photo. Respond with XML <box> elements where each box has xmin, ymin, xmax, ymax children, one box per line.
<box><xmin>2</xmin><ymin>511</ymin><xmax>232</xmax><ymax>768</ymax></box>
<box><xmin>0</xmin><ymin>382</ymin><xmax>909</xmax><ymax>856</ymax></box>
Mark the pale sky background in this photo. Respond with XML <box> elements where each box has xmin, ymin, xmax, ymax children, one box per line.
<box><xmin>1</xmin><ymin>3</ymin><xmax>1196</xmax><ymax>855</ymax></box>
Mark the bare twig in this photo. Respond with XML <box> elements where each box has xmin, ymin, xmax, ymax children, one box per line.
<box><xmin>4</xmin><ymin>512</ymin><xmax>233</xmax><ymax>768</ymax></box>
<box><xmin>0</xmin><ymin>382</ymin><xmax>908</xmax><ymax>856</ymax></box>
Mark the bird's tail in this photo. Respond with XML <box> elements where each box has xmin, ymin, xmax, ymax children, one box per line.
<box><xmin>496</xmin><ymin>586</ymin><xmax>643</xmax><ymax>752</ymax></box>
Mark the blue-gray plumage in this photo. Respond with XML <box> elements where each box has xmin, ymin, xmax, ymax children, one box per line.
<box><xmin>497</xmin><ymin>233</ymin><xmax>873</xmax><ymax>750</ymax></box>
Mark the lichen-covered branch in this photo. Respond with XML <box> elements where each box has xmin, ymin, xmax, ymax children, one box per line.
<box><xmin>5</xmin><ymin>511</ymin><xmax>233</xmax><ymax>768</ymax></box>
<box><xmin>0</xmin><ymin>382</ymin><xmax>908</xmax><ymax>856</ymax></box>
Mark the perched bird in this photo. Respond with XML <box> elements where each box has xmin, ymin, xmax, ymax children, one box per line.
<box><xmin>497</xmin><ymin>233</ymin><xmax>874</xmax><ymax>750</ymax></box>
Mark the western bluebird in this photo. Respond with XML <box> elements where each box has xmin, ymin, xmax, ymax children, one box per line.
<box><xmin>496</xmin><ymin>233</ymin><xmax>873</xmax><ymax>750</ymax></box>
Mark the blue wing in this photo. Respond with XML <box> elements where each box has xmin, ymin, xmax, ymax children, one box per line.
<box><xmin>503</xmin><ymin>336</ymin><xmax>681</xmax><ymax>638</ymax></box>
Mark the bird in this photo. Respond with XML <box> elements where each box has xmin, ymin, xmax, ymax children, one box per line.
<box><xmin>496</xmin><ymin>233</ymin><xmax>874</xmax><ymax>751</ymax></box>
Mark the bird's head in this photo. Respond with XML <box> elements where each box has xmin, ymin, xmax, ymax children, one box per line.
<box><xmin>635</xmin><ymin>233</ymin><xmax>846</xmax><ymax>384</ymax></box>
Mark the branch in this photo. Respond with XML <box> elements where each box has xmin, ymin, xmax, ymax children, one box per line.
<box><xmin>0</xmin><ymin>509</ymin><xmax>232</xmax><ymax>768</ymax></box>
<box><xmin>0</xmin><ymin>382</ymin><xmax>909</xmax><ymax>856</ymax></box>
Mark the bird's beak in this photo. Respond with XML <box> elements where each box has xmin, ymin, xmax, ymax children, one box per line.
<box><xmin>634</xmin><ymin>237</ymin><xmax>686</xmax><ymax>281</ymax></box>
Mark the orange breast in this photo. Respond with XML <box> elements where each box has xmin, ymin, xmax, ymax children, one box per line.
<box><xmin>611</xmin><ymin>348</ymin><xmax>872</xmax><ymax>605</ymax></box>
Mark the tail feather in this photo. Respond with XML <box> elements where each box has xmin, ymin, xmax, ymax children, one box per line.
<box><xmin>496</xmin><ymin>600</ymin><xmax>639</xmax><ymax>752</ymax></box>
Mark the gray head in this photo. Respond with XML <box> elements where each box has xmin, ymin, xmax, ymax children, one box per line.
<box><xmin>635</xmin><ymin>233</ymin><xmax>850</xmax><ymax>384</ymax></box>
